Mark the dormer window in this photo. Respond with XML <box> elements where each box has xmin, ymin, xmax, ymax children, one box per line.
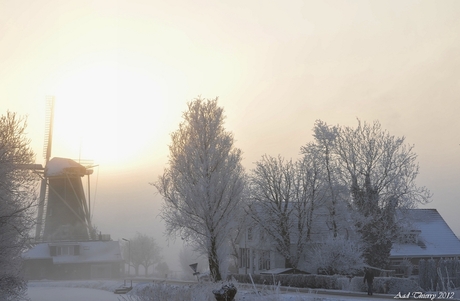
<box><xmin>401</xmin><ymin>230</ymin><xmax>421</xmax><ymax>244</ymax></box>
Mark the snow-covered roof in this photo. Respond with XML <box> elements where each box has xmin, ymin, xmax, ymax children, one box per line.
<box><xmin>23</xmin><ymin>240</ymin><xmax>123</xmax><ymax>264</ymax></box>
<box><xmin>391</xmin><ymin>209</ymin><xmax>460</xmax><ymax>258</ymax></box>
<box><xmin>45</xmin><ymin>157</ymin><xmax>90</xmax><ymax>177</ymax></box>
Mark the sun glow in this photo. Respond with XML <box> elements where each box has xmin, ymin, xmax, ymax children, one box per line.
<box><xmin>50</xmin><ymin>61</ymin><xmax>169</xmax><ymax>168</ymax></box>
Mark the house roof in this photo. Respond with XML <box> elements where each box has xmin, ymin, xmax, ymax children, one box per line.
<box><xmin>23</xmin><ymin>240</ymin><xmax>123</xmax><ymax>264</ymax></box>
<box><xmin>391</xmin><ymin>209</ymin><xmax>460</xmax><ymax>258</ymax></box>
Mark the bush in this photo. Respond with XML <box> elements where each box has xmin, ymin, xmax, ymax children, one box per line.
<box><xmin>417</xmin><ymin>258</ymin><xmax>460</xmax><ymax>291</ymax></box>
<box><xmin>231</xmin><ymin>273</ymin><xmax>421</xmax><ymax>295</ymax></box>
<box><xmin>307</xmin><ymin>236</ymin><xmax>364</xmax><ymax>275</ymax></box>
<box><xmin>419</xmin><ymin>259</ymin><xmax>427</xmax><ymax>290</ymax></box>
<box><xmin>349</xmin><ymin>276</ymin><xmax>422</xmax><ymax>294</ymax></box>
<box><xmin>230</xmin><ymin>274</ymin><xmax>343</xmax><ymax>290</ymax></box>
<box><xmin>427</xmin><ymin>258</ymin><xmax>437</xmax><ymax>291</ymax></box>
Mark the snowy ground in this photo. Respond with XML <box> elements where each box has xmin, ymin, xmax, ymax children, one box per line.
<box><xmin>27</xmin><ymin>279</ymin><xmax>398</xmax><ymax>301</ymax></box>
<box><xmin>27</xmin><ymin>286</ymin><xmax>121</xmax><ymax>301</ymax></box>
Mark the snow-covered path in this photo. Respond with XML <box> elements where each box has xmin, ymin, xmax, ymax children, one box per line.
<box><xmin>27</xmin><ymin>286</ymin><xmax>121</xmax><ymax>301</ymax></box>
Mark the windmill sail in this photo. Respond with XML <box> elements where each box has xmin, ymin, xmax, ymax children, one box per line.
<box><xmin>35</xmin><ymin>96</ymin><xmax>55</xmax><ymax>241</ymax></box>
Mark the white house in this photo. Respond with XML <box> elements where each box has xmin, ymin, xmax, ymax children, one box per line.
<box><xmin>236</xmin><ymin>206</ymin><xmax>354</xmax><ymax>275</ymax></box>
<box><xmin>237</xmin><ymin>208</ymin><xmax>460</xmax><ymax>276</ymax></box>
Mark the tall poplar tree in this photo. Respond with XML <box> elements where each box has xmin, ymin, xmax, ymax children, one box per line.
<box><xmin>153</xmin><ymin>97</ymin><xmax>244</xmax><ymax>281</ymax></box>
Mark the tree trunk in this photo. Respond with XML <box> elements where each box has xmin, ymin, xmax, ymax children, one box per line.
<box><xmin>209</xmin><ymin>236</ymin><xmax>222</xmax><ymax>281</ymax></box>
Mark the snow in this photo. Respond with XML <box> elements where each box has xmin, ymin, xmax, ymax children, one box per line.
<box><xmin>27</xmin><ymin>280</ymin><xmax>393</xmax><ymax>301</ymax></box>
<box><xmin>23</xmin><ymin>243</ymin><xmax>50</xmax><ymax>260</ymax></box>
<box><xmin>23</xmin><ymin>240</ymin><xmax>123</xmax><ymax>264</ymax></box>
<box><xmin>27</xmin><ymin>286</ymin><xmax>121</xmax><ymax>301</ymax></box>
<box><xmin>45</xmin><ymin>157</ymin><xmax>89</xmax><ymax>177</ymax></box>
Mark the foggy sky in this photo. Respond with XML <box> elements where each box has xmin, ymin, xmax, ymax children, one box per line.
<box><xmin>1</xmin><ymin>0</ymin><xmax>460</xmax><ymax>271</ymax></box>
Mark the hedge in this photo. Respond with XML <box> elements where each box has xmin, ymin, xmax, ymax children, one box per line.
<box><xmin>230</xmin><ymin>274</ymin><xmax>421</xmax><ymax>294</ymax></box>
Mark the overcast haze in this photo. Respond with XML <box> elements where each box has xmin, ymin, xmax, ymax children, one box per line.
<box><xmin>1</xmin><ymin>0</ymin><xmax>460</xmax><ymax>271</ymax></box>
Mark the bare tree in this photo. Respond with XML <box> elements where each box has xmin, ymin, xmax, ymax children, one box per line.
<box><xmin>307</xmin><ymin>120</ymin><xmax>350</xmax><ymax>238</ymax></box>
<box><xmin>0</xmin><ymin>112</ymin><xmax>37</xmax><ymax>300</ymax></box>
<box><xmin>248</xmin><ymin>155</ymin><xmax>295</xmax><ymax>268</ymax></box>
<box><xmin>248</xmin><ymin>154</ymin><xmax>325</xmax><ymax>268</ymax></box>
<box><xmin>332</xmin><ymin>119</ymin><xmax>431</xmax><ymax>268</ymax></box>
<box><xmin>123</xmin><ymin>233</ymin><xmax>162</xmax><ymax>276</ymax></box>
<box><xmin>153</xmin><ymin>97</ymin><xmax>245</xmax><ymax>281</ymax></box>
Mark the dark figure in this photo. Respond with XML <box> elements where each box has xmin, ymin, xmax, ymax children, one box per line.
<box><xmin>363</xmin><ymin>268</ymin><xmax>374</xmax><ymax>295</ymax></box>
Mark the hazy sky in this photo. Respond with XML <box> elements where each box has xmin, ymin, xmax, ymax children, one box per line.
<box><xmin>2</xmin><ymin>0</ymin><xmax>460</xmax><ymax>271</ymax></box>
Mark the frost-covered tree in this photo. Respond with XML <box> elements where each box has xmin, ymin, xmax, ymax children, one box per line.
<box><xmin>228</xmin><ymin>197</ymin><xmax>249</xmax><ymax>273</ymax></box>
<box><xmin>248</xmin><ymin>155</ymin><xmax>296</xmax><ymax>268</ymax></box>
<box><xmin>308</xmin><ymin>120</ymin><xmax>349</xmax><ymax>238</ymax></box>
<box><xmin>248</xmin><ymin>154</ymin><xmax>325</xmax><ymax>268</ymax></box>
<box><xmin>0</xmin><ymin>112</ymin><xmax>37</xmax><ymax>300</ymax></box>
<box><xmin>307</xmin><ymin>235</ymin><xmax>364</xmax><ymax>275</ymax></box>
<box><xmin>123</xmin><ymin>233</ymin><xmax>162</xmax><ymax>276</ymax></box>
<box><xmin>153</xmin><ymin>97</ymin><xmax>245</xmax><ymax>281</ymax></box>
<box><xmin>155</xmin><ymin>261</ymin><xmax>170</xmax><ymax>278</ymax></box>
<box><xmin>331</xmin><ymin>119</ymin><xmax>431</xmax><ymax>268</ymax></box>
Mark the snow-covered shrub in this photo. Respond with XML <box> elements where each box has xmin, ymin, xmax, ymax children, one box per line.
<box><xmin>337</xmin><ymin>277</ymin><xmax>351</xmax><ymax>291</ymax></box>
<box><xmin>230</xmin><ymin>273</ymin><xmax>343</xmax><ymax>290</ymax></box>
<box><xmin>436</xmin><ymin>258</ymin><xmax>459</xmax><ymax>291</ymax></box>
<box><xmin>306</xmin><ymin>236</ymin><xmax>364</xmax><ymax>275</ymax></box>
<box><xmin>349</xmin><ymin>276</ymin><xmax>422</xmax><ymax>294</ymax></box>
<box><xmin>427</xmin><ymin>258</ymin><xmax>437</xmax><ymax>291</ymax></box>
<box><xmin>400</xmin><ymin>259</ymin><xmax>414</xmax><ymax>278</ymax></box>
<box><xmin>418</xmin><ymin>259</ymin><xmax>427</xmax><ymax>290</ymax></box>
<box><xmin>418</xmin><ymin>258</ymin><xmax>460</xmax><ymax>291</ymax></box>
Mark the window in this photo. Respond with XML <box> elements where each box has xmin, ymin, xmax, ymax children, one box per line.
<box><xmin>400</xmin><ymin>230</ymin><xmax>421</xmax><ymax>244</ymax></box>
<box><xmin>50</xmin><ymin>245</ymin><xmax>79</xmax><ymax>256</ymax></box>
<box><xmin>258</xmin><ymin>250</ymin><xmax>270</xmax><ymax>270</ymax></box>
<box><xmin>247</xmin><ymin>227</ymin><xmax>253</xmax><ymax>241</ymax></box>
<box><xmin>239</xmin><ymin>248</ymin><xmax>250</xmax><ymax>268</ymax></box>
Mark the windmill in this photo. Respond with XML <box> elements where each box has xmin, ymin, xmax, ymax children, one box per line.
<box><xmin>34</xmin><ymin>96</ymin><xmax>96</xmax><ymax>242</ymax></box>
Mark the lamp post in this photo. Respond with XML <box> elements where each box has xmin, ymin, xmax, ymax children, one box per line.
<box><xmin>122</xmin><ymin>238</ymin><xmax>130</xmax><ymax>277</ymax></box>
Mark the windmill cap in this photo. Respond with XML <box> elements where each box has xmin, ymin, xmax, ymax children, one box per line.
<box><xmin>45</xmin><ymin>157</ymin><xmax>92</xmax><ymax>177</ymax></box>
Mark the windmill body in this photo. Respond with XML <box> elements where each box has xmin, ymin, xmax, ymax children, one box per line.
<box><xmin>42</xmin><ymin>157</ymin><xmax>93</xmax><ymax>241</ymax></box>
